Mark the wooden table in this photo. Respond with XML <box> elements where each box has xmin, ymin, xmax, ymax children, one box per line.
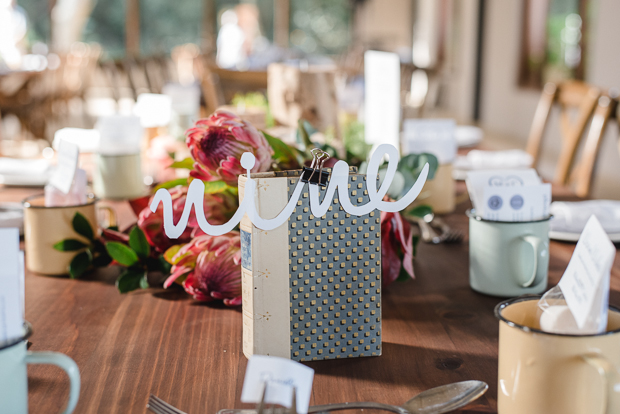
<box><xmin>3</xmin><ymin>186</ymin><xmax>619</xmax><ymax>414</ymax></box>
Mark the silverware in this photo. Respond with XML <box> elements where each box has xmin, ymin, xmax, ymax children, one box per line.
<box><xmin>410</xmin><ymin>213</ymin><xmax>442</xmax><ymax>244</ymax></box>
<box><xmin>431</xmin><ymin>217</ymin><xmax>464</xmax><ymax>244</ymax></box>
<box><xmin>147</xmin><ymin>394</ymin><xmax>187</xmax><ymax>414</ymax></box>
<box><xmin>217</xmin><ymin>380</ymin><xmax>488</xmax><ymax>414</ymax></box>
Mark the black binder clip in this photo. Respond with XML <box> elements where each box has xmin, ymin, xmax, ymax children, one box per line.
<box><xmin>301</xmin><ymin>148</ymin><xmax>330</xmax><ymax>187</ymax></box>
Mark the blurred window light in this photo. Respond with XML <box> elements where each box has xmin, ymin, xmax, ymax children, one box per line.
<box><xmin>289</xmin><ymin>0</ymin><xmax>351</xmax><ymax>55</ymax></box>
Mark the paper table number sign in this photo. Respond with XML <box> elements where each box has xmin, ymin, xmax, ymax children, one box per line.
<box><xmin>239</xmin><ymin>168</ymin><xmax>382</xmax><ymax>361</ymax></box>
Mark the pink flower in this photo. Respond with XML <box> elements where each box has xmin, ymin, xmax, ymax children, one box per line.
<box><xmin>138</xmin><ymin>185</ymin><xmax>237</xmax><ymax>253</ymax></box>
<box><xmin>164</xmin><ymin>232</ymin><xmax>242</xmax><ymax>306</ymax></box>
<box><xmin>380</xmin><ymin>210</ymin><xmax>415</xmax><ymax>287</ymax></box>
<box><xmin>186</xmin><ymin>110</ymin><xmax>273</xmax><ymax>185</ymax></box>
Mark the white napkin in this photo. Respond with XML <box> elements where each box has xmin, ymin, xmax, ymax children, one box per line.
<box><xmin>550</xmin><ymin>200</ymin><xmax>620</xmax><ymax>234</ymax></box>
<box><xmin>0</xmin><ymin>157</ymin><xmax>50</xmax><ymax>176</ymax></box>
<box><xmin>454</xmin><ymin>150</ymin><xmax>533</xmax><ymax>171</ymax></box>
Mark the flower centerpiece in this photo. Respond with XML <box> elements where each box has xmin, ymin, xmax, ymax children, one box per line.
<box><xmin>55</xmin><ymin>110</ymin><xmax>437</xmax><ymax>306</ymax></box>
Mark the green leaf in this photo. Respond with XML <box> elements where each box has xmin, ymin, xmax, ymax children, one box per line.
<box><xmin>406</xmin><ymin>205</ymin><xmax>434</xmax><ymax>219</ymax></box>
<box><xmin>53</xmin><ymin>239</ymin><xmax>88</xmax><ymax>252</ymax></box>
<box><xmin>129</xmin><ymin>226</ymin><xmax>150</xmax><ymax>259</ymax></box>
<box><xmin>203</xmin><ymin>180</ymin><xmax>232</xmax><ymax>194</ymax></box>
<box><xmin>163</xmin><ymin>245</ymin><xmax>183</xmax><ymax>264</ymax></box>
<box><xmin>106</xmin><ymin>242</ymin><xmax>139</xmax><ymax>267</ymax></box>
<box><xmin>169</xmin><ymin>157</ymin><xmax>194</xmax><ymax>169</ymax></box>
<box><xmin>72</xmin><ymin>212</ymin><xmax>94</xmax><ymax>241</ymax></box>
<box><xmin>397</xmin><ymin>153</ymin><xmax>439</xmax><ymax>199</ymax></box>
<box><xmin>154</xmin><ymin>178</ymin><xmax>188</xmax><ymax>191</ymax></box>
<box><xmin>140</xmin><ymin>274</ymin><xmax>149</xmax><ymax>289</ymax></box>
<box><xmin>263</xmin><ymin>131</ymin><xmax>302</xmax><ymax>169</ymax></box>
<box><xmin>69</xmin><ymin>251</ymin><xmax>92</xmax><ymax>279</ymax></box>
<box><xmin>116</xmin><ymin>268</ymin><xmax>146</xmax><ymax>293</ymax></box>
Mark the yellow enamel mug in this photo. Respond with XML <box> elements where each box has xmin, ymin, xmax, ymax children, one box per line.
<box><xmin>23</xmin><ymin>194</ymin><xmax>98</xmax><ymax>275</ymax></box>
<box><xmin>495</xmin><ymin>296</ymin><xmax>620</xmax><ymax>414</ymax></box>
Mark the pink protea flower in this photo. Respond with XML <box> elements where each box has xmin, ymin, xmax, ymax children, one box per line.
<box><xmin>186</xmin><ymin>110</ymin><xmax>273</xmax><ymax>185</ymax></box>
<box><xmin>138</xmin><ymin>185</ymin><xmax>237</xmax><ymax>253</ymax></box>
<box><xmin>164</xmin><ymin>232</ymin><xmax>242</xmax><ymax>306</ymax></box>
<box><xmin>380</xmin><ymin>210</ymin><xmax>415</xmax><ymax>287</ymax></box>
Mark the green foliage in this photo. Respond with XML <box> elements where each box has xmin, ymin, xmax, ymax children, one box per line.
<box><xmin>106</xmin><ymin>242</ymin><xmax>139</xmax><ymax>267</ymax></box>
<box><xmin>53</xmin><ymin>212</ymin><xmax>111</xmax><ymax>278</ymax></box>
<box><xmin>53</xmin><ymin>239</ymin><xmax>88</xmax><ymax>252</ymax></box>
<box><xmin>169</xmin><ymin>158</ymin><xmax>194</xmax><ymax>169</ymax></box>
<box><xmin>154</xmin><ymin>178</ymin><xmax>189</xmax><ymax>191</ymax></box>
<box><xmin>103</xmin><ymin>226</ymin><xmax>171</xmax><ymax>293</ymax></box>
<box><xmin>129</xmin><ymin>226</ymin><xmax>151</xmax><ymax>259</ymax></box>
<box><xmin>263</xmin><ymin>131</ymin><xmax>304</xmax><ymax>170</ymax></box>
<box><xmin>72</xmin><ymin>212</ymin><xmax>94</xmax><ymax>241</ymax></box>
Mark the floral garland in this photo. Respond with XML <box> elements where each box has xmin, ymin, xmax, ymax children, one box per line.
<box><xmin>55</xmin><ymin>110</ymin><xmax>437</xmax><ymax>306</ymax></box>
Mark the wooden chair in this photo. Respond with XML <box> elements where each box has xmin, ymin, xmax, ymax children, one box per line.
<box><xmin>526</xmin><ymin>81</ymin><xmax>601</xmax><ymax>187</ymax></box>
<box><xmin>569</xmin><ymin>93</ymin><xmax>618</xmax><ymax>198</ymax></box>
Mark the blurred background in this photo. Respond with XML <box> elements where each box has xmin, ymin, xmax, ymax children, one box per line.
<box><xmin>1</xmin><ymin>0</ymin><xmax>619</xmax><ymax>198</ymax></box>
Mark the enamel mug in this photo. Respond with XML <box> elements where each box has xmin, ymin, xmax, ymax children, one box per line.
<box><xmin>0</xmin><ymin>322</ymin><xmax>80</xmax><ymax>414</ymax></box>
<box><xmin>468</xmin><ymin>210</ymin><xmax>550</xmax><ymax>297</ymax></box>
<box><xmin>496</xmin><ymin>297</ymin><xmax>620</xmax><ymax>414</ymax></box>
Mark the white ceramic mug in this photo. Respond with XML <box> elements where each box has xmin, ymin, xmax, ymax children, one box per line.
<box><xmin>93</xmin><ymin>153</ymin><xmax>145</xmax><ymax>200</ymax></box>
<box><xmin>0</xmin><ymin>322</ymin><xmax>80</xmax><ymax>414</ymax></box>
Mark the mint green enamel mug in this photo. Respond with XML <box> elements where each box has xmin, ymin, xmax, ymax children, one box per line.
<box><xmin>0</xmin><ymin>322</ymin><xmax>80</xmax><ymax>414</ymax></box>
<box><xmin>468</xmin><ymin>210</ymin><xmax>550</xmax><ymax>297</ymax></box>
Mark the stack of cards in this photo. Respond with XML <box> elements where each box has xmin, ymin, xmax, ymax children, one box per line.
<box><xmin>0</xmin><ymin>228</ymin><xmax>24</xmax><ymax>344</ymax></box>
<box><xmin>466</xmin><ymin>169</ymin><xmax>551</xmax><ymax>222</ymax></box>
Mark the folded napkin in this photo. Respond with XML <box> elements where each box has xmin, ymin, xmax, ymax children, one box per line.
<box><xmin>550</xmin><ymin>200</ymin><xmax>620</xmax><ymax>234</ymax></box>
<box><xmin>0</xmin><ymin>157</ymin><xmax>51</xmax><ymax>176</ymax></box>
<box><xmin>454</xmin><ymin>150</ymin><xmax>533</xmax><ymax>171</ymax></box>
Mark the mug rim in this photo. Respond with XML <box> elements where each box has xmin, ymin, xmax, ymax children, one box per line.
<box><xmin>495</xmin><ymin>296</ymin><xmax>620</xmax><ymax>337</ymax></box>
<box><xmin>22</xmin><ymin>193</ymin><xmax>98</xmax><ymax>209</ymax></box>
<box><xmin>0</xmin><ymin>321</ymin><xmax>32</xmax><ymax>351</ymax></box>
<box><xmin>467</xmin><ymin>209</ymin><xmax>552</xmax><ymax>224</ymax></box>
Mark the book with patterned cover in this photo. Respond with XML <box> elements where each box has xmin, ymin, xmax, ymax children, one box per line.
<box><xmin>239</xmin><ymin>169</ymin><xmax>382</xmax><ymax>361</ymax></box>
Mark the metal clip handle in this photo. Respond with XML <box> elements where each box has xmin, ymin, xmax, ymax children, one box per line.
<box><xmin>301</xmin><ymin>148</ymin><xmax>330</xmax><ymax>187</ymax></box>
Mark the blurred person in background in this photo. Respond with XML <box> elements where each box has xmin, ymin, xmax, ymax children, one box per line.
<box><xmin>0</xmin><ymin>0</ymin><xmax>27</xmax><ymax>70</ymax></box>
<box><xmin>216</xmin><ymin>8</ymin><xmax>246</xmax><ymax>69</ymax></box>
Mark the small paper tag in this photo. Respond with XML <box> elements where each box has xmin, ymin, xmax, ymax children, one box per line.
<box><xmin>466</xmin><ymin>169</ymin><xmax>541</xmax><ymax>213</ymax></box>
<box><xmin>240</xmin><ymin>355</ymin><xmax>314</xmax><ymax>414</ymax></box>
<box><xmin>481</xmin><ymin>183</ymin><xmax>551</xmax><ymax>222</ymax></box>
<box><xmin>49</xmin><ymin>140</ymin><xmax>79</xmax><ymax>194</ymax></box>
<box><xmin>0</xmin><ymin>228</ymin><xmax>23</xmax><ymax>343</ymax></box>
<box><xmin>559</xmin><ymin>216</ymin><xmax>616</xmax><ymax>329</ymax></box>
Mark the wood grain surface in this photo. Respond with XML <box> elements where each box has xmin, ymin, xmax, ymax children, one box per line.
<box><xmin>2</xmin><ymin>186</ymin><xmax>618</xmax><ymax>414</ymax></box>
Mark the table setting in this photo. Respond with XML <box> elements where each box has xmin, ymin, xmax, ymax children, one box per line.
<box><xmin>0</xmin><ymin>56</ymin><xmax>619</xmax><ymax>414</ymax></box>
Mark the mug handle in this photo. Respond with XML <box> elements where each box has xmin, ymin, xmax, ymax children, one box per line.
<box><xmin>582</xmin><ymin>353</ymin><xmax>620</xmax><ymax>414</ymax></box>
<box><xmin>514</xmin><ymin>235</ymin><xmax>547</xmax><ymax>288</ymax></box>
<box><xmin>25</xmin><ymin>351</ymin><xmax>81</xmax><ymax>414</ymax></box>
<box><xmin>97</xmin><ymin>206</ymin><xmax>117</xmax><ymax>229</ymax></box>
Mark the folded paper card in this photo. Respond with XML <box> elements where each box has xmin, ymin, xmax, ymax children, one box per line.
<box><xmin>466</xmin><ymin>169</ymin><xmax>550</xmax><ymax>222</ymax></box>
<box><xmin>538</xmin><ymin>216</ymin><xmax>616</xmax><ymax>334</ymax></box>
<box><xmin>0</xmin><ymin>228</ymin><xmax>23</xmax><ymax>344</ymax></box>
<box><xmin>48</xmin><ymin>139</ymin><xmax>79</xmax><ymax>195</ymax></box>
<box><xmin>241</xmin><ymin>355</ymin><xmax>314</xmax><ymax>414</ymax></box>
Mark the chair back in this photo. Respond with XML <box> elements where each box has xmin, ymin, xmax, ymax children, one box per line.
<box><xmin>526</xmin><ymin>81</ymin><xmax>601</xmax><ymax>185</ymax></box>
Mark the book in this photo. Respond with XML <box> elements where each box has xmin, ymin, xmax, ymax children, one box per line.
<box><xmin>239</xmin><ymin>169</ymin><xmax>382</xmax><ymax>361</ymax></box>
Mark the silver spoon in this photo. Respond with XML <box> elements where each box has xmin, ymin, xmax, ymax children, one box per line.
<box><xmin>308</xmin><ymin>380</ymin><xmax>488</xmax><ymax>414</ymax></box>
<box><xmin>216</xmin><ymin>380</ymin><xmax>488</xmax><ymax>414</ymax></box>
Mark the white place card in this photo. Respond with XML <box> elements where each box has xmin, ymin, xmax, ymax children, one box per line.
<box><xmin>48</xmin><ymin>139</ymin><xmax>79</xmax><ymax>194</ymax></box>
<box><xmin>402</xmin><ymin>119</ymin><xmax>456</xmax><ymax>164</ymax></box>
<box><xmin>241</xmin><ymin>355</ymin><xmax>314</xmax><ymax>414</ymax></box>
<box><xmin>481</xmin><ymin>183</ymin><xmax>551</xmax><ymax>222</ymax></box>
<box><xmin>364</xmin><ymin>50</ymin><xmax>400</xmax><ymax>151</ymax></box>
<box><xmin>0</xmin><ymin>228</ymin><xmax>23</xmax><ymax>343</ymax></box>
<box><xmin>559</xmin><ymin>216</ymin><xmax>616</xmax><ymax>330</ymax></box>
<box><xmin>466</xmin><ymin>169</ymin><xmax>542</xmax><ymax>212</ymax></box>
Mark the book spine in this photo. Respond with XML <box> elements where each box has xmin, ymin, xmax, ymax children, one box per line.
<box><xmin>239</xmin><ymin>175</ymin><xmax>291</xmax><ymax>359</ymax></box>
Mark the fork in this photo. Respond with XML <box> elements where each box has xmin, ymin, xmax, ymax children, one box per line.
<box><xmin>147</xmin><ymin>394</ymin><xmax>187</xmax><ymax>414</ymax></box>
<box><xmin>431</xmin><ymin>217</ymin><xmax>464</xmax><ymax>244</ymax></box>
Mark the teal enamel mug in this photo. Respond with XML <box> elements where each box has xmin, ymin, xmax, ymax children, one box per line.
<box><xmin>468</xmin><ymin>210</ymin><xmax>550</xmax><ymax>297</ymax></box>
<box><xmin>0</xmin><ymin>322</ymin><xmax>80</xmax><ymax>414</ymax></box>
